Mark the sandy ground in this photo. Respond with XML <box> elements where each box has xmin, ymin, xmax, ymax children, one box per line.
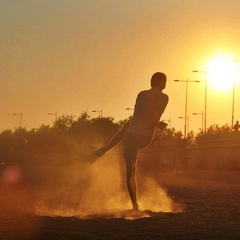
<box><xmin>1</xmin><ymin>168</ymin><xmax>240</xmax><ymax>240</ymax></box>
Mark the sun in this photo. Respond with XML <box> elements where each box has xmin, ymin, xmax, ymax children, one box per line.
<box><xmin>206</xmin><ymin>56</ymin><xmax>239</xmax><ymax>92</ymax></box>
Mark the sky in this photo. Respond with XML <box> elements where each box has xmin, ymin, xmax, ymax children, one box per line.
<box><xmin>1</xmin><ymin>0</ymin><xmax>240</xmax><ymax>134</ymax></box>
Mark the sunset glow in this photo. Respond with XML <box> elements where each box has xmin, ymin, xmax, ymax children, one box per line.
<box><xmin>1</xmin><ymin>1</ymin><xmax>240</xmax><ymax>132</ymax></box>
<box><xmin>206</xmin><ymin>56</ymin><xmax>239</xmax><ymax>92</ymax></box>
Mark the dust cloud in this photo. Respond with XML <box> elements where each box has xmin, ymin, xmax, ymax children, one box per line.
<box><xmin>29</xmin><ymin>143</ymin><xmax>183</xmax><ymax>219</ymax></box>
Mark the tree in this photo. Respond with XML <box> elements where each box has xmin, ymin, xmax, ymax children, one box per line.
<box><xmin>196</xmin><ymin>124</ymin><xmax>232</xmax><ymax>137</ymax></box>
<box><xmin>53</xmin><ymin>115</ymin><xmax>75</xmax><ymax>132</ymax></box>
<box><xmin>154</xmin><ymin>127</ymin><xmax>183</xmax><ymax>141</ymax></box>
<box><xmin>88</xmin><ymin>116</ymin><xmax>119</xmax><ymax>144</ymax></box>
<box><xmin>68</xmin><ymin>111</ymin><xmax>91</xmax><ymax>141</ymax></box>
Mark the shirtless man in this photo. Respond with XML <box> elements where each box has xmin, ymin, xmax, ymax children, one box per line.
<box><xmin>94</xmin><ymin>72</ymin><xmax>169</xmax><ymax>210</ymax></box>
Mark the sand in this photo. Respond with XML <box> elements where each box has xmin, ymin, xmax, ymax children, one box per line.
<box><xmin>1</xmin><ymin>169</ymin><xmax>240</xmax><ymax>240</ymax></box>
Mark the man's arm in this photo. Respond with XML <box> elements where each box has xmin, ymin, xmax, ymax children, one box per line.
<box><xmin>153</xmin><ymin>94</ymin><xmax>169</xmax><ymax>128</ymax></box>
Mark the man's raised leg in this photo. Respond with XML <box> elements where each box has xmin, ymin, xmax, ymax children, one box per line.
<box><xmin>93</xmin><ymin>121</ymin><xmax>129</xmax><ymax>157</ymax></box>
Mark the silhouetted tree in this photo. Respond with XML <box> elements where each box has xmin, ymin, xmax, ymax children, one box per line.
<box><xmin>53</xmin><ymin>115</ymin><xmax>75</xmax><ymax>132</ymax></box>
<box><xmin>1</xmin><ymin>113</ymin><xmax>236</xmax><ymax>164</ymax></box>
<box><xmin>68</xmin><ymin>111</ymin><xmax>91</xmax><ymax>141</ymax></box>
<box><xmin>0</xmin><ymin>129</ymin><xmax>13</xmax><ymax>162</ymax></box>
<box><xmin>154</xmin><ymin>127</ymin><xmax>183</xmax><ymax>141</ymax></box>
<box><xmin>88</xmin><ymin>116</ymin><xmax>118</xmax><ymax>144</ymax></box>
<box><xmin>196</xmin><ymin>124</ymin><xmax>232</xmax><ymax>137</ymax></box>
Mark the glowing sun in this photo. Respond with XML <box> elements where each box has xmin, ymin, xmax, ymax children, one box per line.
<box><xmin>206</xmin><ymin>56</ymin><xmax>239</xmax><ymax>92</ymax></box>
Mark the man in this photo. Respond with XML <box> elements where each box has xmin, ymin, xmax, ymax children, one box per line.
<box><xmin>94</xmin><ymin>72</ymin><xmax>169</xmax><ymax>210</ymax></box>
<box><xmin>233</xmin><ymin>121</ymin><xmax>240</xmax><ymax>132</ymax></box>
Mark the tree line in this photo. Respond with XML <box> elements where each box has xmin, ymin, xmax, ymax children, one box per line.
<box><xmin>0</xmin><ymin>111</ymin><xmax>233</xmax><ymax>163</ymax></box>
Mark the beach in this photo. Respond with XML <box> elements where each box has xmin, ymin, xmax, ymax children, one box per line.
<box><xmin>1</xmin><ymin>168</ymin><xmax>240</xmax><ymax>240</ymax></box>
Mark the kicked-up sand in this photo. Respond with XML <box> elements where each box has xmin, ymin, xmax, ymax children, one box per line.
<box><xmin>1</xmin><ymin>152</ymin><xmax>240</xmax><ymax>239</ymax></box>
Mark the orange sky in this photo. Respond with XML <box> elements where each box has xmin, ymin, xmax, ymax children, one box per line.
<box><xmin>1</xmin><ymin>0</ymin><xmax>240</xmax><ymax>133</ymax></box>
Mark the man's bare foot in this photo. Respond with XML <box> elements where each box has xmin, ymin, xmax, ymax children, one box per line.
<box><xmin>88</xmin><ymin>145</ymin><xmax>106</xmax><ymax>157</ymax></box>
<box><xmin>92</xmin><ymin>147</ymin><xmax>107</xmax><ymax>157</ymax></box>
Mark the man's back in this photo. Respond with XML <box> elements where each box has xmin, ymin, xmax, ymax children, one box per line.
<box><xmin>127</xmin><ymin>88</ymin><xmax>168</xmax><ymax>137</ymax></box>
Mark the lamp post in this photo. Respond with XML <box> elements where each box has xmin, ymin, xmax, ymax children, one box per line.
<box><xmin>174</xmin><ymin>79</ymin><xmax>200</xmax><ymax>138</ymax></box>
<box><xmin>48</xmin><ymin>112</ymin><xmax>58</xmax><ymax>122</ymax></box>
<box><xmin>13</xmin><ymin>112</ymin><xmax>22</xmax><ymax>127</ymax></box>
<box><xmin>192</xmin><ymin>70</ymin><xmax>208</xmax><ymax>133</ymax></box>
<box><xmin>224</xmin><ymin>57</ymin><xmax>240</xmax><ymax>129</ymax></box>
<box><xmin>179</xmin><ymin>116</ymin><xmax>189</xmax><ymax>137</ymax></box>
<box><xmin>232</xmin><ymin>76</ymin><xmax>236</xmax><ymax>129</ymax></box>
<box><xmin>192</xmin><ymin>111</ymin><xmax>204</xmax><ymax>132</ymax></box>
<box><xmin>92</xmin><ymin>109</ymin><xmax>103</xmax><ymax>118</ymax></box>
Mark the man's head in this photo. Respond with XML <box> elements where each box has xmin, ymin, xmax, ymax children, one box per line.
<box><xmin>151</xmin><ymin>72</ymin><xmax>167</xmax><ymax>90</ymax></box>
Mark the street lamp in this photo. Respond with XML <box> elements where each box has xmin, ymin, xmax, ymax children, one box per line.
<box><xmin>174</xmin><ymin>79</ymin><xmax>200</xmax><ymax>138</ymax></box>
<box><xmin>179</xmin><ymin>116</ymin><xmax>189</xmax><ymax>137</ymax></box>
<box><xmin>192</xmin><ymin>70</ymin><xmax>208</xmax><ymax>133</ymax></box>
<box><xmin>192</xmin><ymin>111</ymin><xmax>204</xmax><ymax>132</ymax></box>
<box><xmin>48</xmin><ymin>112</ymin><xmax>58</xmax><ymax>122</ymax></box>
<box><xmin>13</xmin><ymin>112</ymin><xmax>22</xmax><ymax>127</ymax></box>
<box><xmin>224</xmin><ymin>57</ymin><xmax>240</xmax><ymax>129</ymax></box>
<box><xmin>92</xmin><ymin>109</ymin><xmax>103</xmax><ymax>118</ymax></box>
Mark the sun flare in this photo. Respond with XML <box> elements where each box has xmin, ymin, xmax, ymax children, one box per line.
<box><xmin>206</xmin><ymin>56</ymin><xmax>239</xmax><ymax>92</ymax></box>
